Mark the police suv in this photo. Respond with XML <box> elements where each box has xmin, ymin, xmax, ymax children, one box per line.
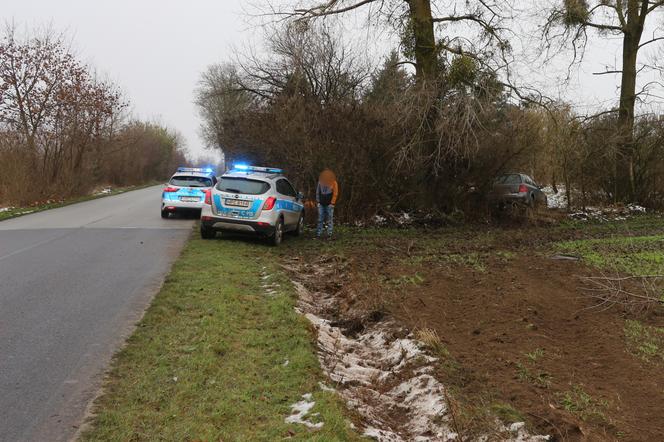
<box><xmin>200</xmin><ymin>165</ymin><xmax>305</xmax><ymax>246</ymax></box>
<box><xmin>161</xmin><ymin>167</ymin><xmax>217</xmax><ymax>218</ymax></box>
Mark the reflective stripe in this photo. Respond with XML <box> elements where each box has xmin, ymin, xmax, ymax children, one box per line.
<box><xmin>276</xmin><ymin>200</ymin><xmax>304</xmax><ymax>212</ymax></box>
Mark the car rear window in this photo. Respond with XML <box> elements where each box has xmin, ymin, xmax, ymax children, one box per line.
<box><xmin>217</xmin><ymin>177</ymin><xmax>270</xmax><ymax>195</ymax></box>
<box><xmin>170</xmin><ymin>175</ymin><xmax>213</xmax><ymax>187</ymax></box>
<box><xmin>494</xmin><ymin>174</ymin><xmax>522</xmax><ymax>185</ymax></box>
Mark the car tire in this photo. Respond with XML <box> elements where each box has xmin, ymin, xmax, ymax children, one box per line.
<box><xmin>161</xmin><ymin>209</ymin><xmax>169</xmax><ymax>219</ymax></box>
<box><xmin>271</xmin><ymin>218</ymin><xmax>284</xmax><ymax>246</ymax></box>
<box><xmin>200</xmin><ymin>225</ymin><xmax>215</xmax><ymax>239</ymax></box>
<box><xmin>293</xmin><ymin>212</ymin><xmax>304</xmax><ymax>236</ymax></box>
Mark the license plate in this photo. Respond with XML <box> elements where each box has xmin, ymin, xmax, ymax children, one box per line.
<box><xmin>225</xmin><ymin>199</ymin><xmax>250</xmax><ymax>208</ymax></box>
<box><xmin>180</xmin><ymin>196</ymin><xmax>200</xmax><ymax>202</ymax></box>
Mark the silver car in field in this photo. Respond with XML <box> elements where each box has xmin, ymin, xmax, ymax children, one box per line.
<box><xmin>489</xmin><ymin>173</ymin><xmax>548</xmax><ymax>210</ymax></box>
<box><xmin>200</xmin><ymin>165</ymin><xmax>305</xmax><ymax>246</ymax></box>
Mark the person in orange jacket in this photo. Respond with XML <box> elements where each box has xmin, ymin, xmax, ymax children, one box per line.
<box><xmin>316</xmin><ymin>169</ymin><xmax>338</xmax><ymax>238</ymax></box>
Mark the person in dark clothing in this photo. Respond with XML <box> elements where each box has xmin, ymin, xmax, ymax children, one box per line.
<box><xmin>316</xmin><ymin>169</ymin><xmax>339</xmax><ymax>238</ymax></box>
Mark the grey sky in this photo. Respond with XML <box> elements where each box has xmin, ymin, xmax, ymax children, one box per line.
<box><xmin>5</xmin><ymin>0</ymin><xmax>253</xmax><ymax>162</ymax></box>
<box><xmin>6</xmin><ymin>1</ymin><xmax>663</xmax><ymax>162</ymax></box>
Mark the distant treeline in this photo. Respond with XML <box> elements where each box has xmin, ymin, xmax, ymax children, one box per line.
<box><xmin>0</xmin><ymin>27</ymin><xmax>186</xmax><ymax>206</ymax></box>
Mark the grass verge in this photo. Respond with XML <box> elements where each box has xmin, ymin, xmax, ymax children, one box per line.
<box><xmin>0</xmin><ymin>182</ymin><xmax>158</xmax><ymax>222</ymax></box>
<box><xmin>555</xmin><ymin>234</ymin><xmax>664</xmax><ymax>276</ymax></box>
<box><xmin>80</xmin><ymin>232</ymin><xmax>361</xmax><ymax>441</ymax></box>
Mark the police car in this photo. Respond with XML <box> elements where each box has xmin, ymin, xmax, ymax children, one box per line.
<box><xmin>200</xmin><ymin>165</ymin><xmax>305</xmax><ymax>246</ymax></box>
<box><xmin>161</xmin><ymin>167</ymin><xmax>217</xmax><ymax>218</ymax></box>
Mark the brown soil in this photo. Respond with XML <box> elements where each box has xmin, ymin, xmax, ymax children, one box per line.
<box><xmin>291</xmin><ymin>237</ymin><xmax>664</xmax><ymax>441</ymax></box>
<box><xmin>392</xmin><ymin>255</ymin><xmax>664</xmax><ymax>441</ymax></box>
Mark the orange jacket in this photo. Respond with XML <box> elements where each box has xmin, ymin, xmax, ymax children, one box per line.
<box><xmin>317</xmin><ymin>170</ymin><xmax>339</xmax><ymax>206</ymax></box>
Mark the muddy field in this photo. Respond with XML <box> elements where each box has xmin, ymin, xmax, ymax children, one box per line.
<box><xmin>280</xmin><ymin>217</ymin><xmax>664</xmax><ymax>441</ymax></box>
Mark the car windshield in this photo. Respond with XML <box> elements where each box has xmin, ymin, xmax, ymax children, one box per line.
<box><xmin>217</xmin><ymin>177</ymin><xmax>270</xmax><ymax>195</ymax></box>
<box><xmin>170</xmin><ymin>175</ymin><xmax>213</xmax><ymax>188</ymax></box>
<box><xmin>494</xmin><ymin>174</ymin><xmax>522</xmax><ymax>185</ymax></box>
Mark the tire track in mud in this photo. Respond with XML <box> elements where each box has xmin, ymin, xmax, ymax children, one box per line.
<box><xmin>283</xmin><ymin>256</ymin><xmax>549</xmax><ymax>442</ymax></box>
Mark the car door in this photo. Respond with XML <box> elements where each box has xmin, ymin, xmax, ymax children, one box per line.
<box><xmin>276</xmin><ymin>179</ymin><xmax>299</xmax><ymax>228</ymax></box>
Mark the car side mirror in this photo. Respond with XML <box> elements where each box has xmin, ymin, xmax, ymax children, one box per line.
<box><xmin>297</xmin><ymin>192</ymin><xmax>304</xmax><ymax>201</ymax></box>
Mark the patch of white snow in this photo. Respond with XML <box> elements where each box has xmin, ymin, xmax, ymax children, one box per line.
<box><xmin>285</xmin><ymin>393</ymin><xmax>324</xmax><ymax>429</ymax></box>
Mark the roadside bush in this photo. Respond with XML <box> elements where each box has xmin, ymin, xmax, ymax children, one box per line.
<box><xmin>196</xmin><ymin>22</ymin><xmax>664</xmax><ymax>220</ymax></box>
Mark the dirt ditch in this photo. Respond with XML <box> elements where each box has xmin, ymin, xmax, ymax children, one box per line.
<box><xmin>283</xmin><ymin>233</ymin><xmax>664</xmax><ymax>442</ymax></box>
<box><xmin>283</xmin><ymin>256</ymin><xmax>549</xmax><ymax>441</ymax></box>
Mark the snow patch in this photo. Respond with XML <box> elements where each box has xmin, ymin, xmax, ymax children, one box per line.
<box><xmin>318</xmin><ymin>382</ymin><xmax>335</xmax><ymax>392</ymax></box>
<box><xmin>285</xmin><ymin>393</ymin><xmax>324</xmax><ymax>429</ymax></box>
<box><xmin>373</xmin><ymin>214</ymin><xmax>387</xmax><ymax>226</ymax></box>
<box><xmin>541</xmin><ymin>186</ymin><xmax>568</xmax><ymax>209</ymax></box>
<box><xmin>293</xmin><ymin>278</ymin><xmax>457</xmax><ymax>440</ymax></box>
<box><xmin>569</xmin><ymin>204</ymin><xmax>648</xmax><ymax>222</ymax></box>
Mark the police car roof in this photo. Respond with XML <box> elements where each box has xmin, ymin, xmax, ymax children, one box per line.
<box><xmin>171</xmin><ymin>171</ymin><xmax>215</xmax><ymax>178</ymax></box>
<box><xmin>222</xmin><ymin>170</ymin><xmax>283</xmax><ymax>180</ymax></box>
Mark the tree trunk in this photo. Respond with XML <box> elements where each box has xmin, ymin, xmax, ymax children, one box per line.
<box><xmin>407</xmin><ymin>0</ymin><xmax>437</xmax><ymax>85</ymax></box>
<box><xmin>405</xmin><ymin>0</ymin><xmax>443</xmax><ymax>208</ymax></box>
<box><xmin>617</xmin><ymin>32</ymin><xmax>639</xmax><ymax>200</ymax></box>
<box><xmin>616</xmin><ymin>0</ymin><xmax>646</xmax><ymax>201</ymax></box>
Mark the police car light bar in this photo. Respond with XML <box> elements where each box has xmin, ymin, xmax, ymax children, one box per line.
<box><xmin>233</xmin><ymin>164</ymin><xmax>283</xmax><ymax>174</ymax></box>
<box><xmin>177</xmin><ymin>167</ymin><xmax>215</xmax><ymax>174</ymax></box>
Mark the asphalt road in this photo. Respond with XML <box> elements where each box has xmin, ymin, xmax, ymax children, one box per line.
<box><xmin>0</xmin><ymin>186</ymin><xmax>194</xmax><ymax>442</ymax></box>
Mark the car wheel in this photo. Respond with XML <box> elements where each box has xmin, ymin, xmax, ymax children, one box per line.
<box><xmin>161</xmin><ymin>209</ymin><xmax>169</xmax><ymax>219</ymax></box>
<box><xmin>271</xmin><ymin>218</ymin><xmax>284</xmax><ymax>246</ymax></box>
<box><xmin>200</xmin><ymin>224</ymin><xmax>215</xmax><ymax>239</ymax></box>
<box><xmin>293</xmin><ymin>213</ymin><xmax>304</xmax><ymax>236</ymax></box>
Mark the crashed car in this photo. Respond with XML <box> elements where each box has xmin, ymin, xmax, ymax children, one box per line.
<box><xmin>200</xmin><ymin>165</ymin><xmax>305</xmax><ymax>246</ymax></box>
<box><xmin>489</xmin><ymin>173</ymin><xmax>548</xmax><ymax>210</ymax></box>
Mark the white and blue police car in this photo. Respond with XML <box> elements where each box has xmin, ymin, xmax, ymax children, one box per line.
<box><xmin>161</xmin><ymin>167</ymin><xmax>217</xmax><ymax>218</ymax></box>
<box><xmin>200</xmin><ymin>165</ymin><xmax>305</xmax><ymax>246</ymax></box>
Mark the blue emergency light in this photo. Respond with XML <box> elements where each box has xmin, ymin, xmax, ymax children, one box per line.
<box><xmin>177</xmin><ymin>167</ymin><xmax>215</xmax><ymax>175</ymax></box>
<box><xmin>232</xmin><ymin>164</ymin><xmax>283</xmax><ymax>174</ymax></box>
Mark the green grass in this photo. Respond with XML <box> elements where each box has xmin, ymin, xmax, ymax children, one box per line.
<box><xmin>388</xmin><ymin>272</ymin><xmax>425</xmax><ymax>287</ymax></box>
<box><xmin>525</xmin><ymin>348</ymin><xmax>545</xmax><ymax>363</ymax></box>
<box><xmin>490</xmin><ymin>402</ymin><xmax>525</xmax><ymax>425</ymax></box>
<box><xmin>515</xmin><ymin>362</ymin><xmax>552</xmax><ymax>389</ymax></box>
<box><xmin>556</xmin><ymin>214</ymin><xmax>664</xmax><ymax>234</ymax></box>
<box><xmin>81</xmin><ymin>233</ymin><xmax>362</xmax><ymax>441</ymax></box>
<box><xmin>555</xmin><ymin>235</ymin><xmax>664</xmax><ymax>276</ymax></box>
<box><xmin>558</xmin><ymin>386</ymin><xmax>609</xmax><ymax>423</ymax></box>
<box><xmin>0</xmin><ymin>183</ymin><xmax>157</xmax><ymax>222</ymax></box>
<box><xmin>624</xmin><ymin>319</ymin><xmax>664</xmax><ymax>363</ymax></box>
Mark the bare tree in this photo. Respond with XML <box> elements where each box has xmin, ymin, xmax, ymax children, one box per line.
<box><xmin>270</xmin><ymin>1</ymin><xmax>515</xmax><ymax>88</ymax></box>
<box><xmin>0</xmin><ymin>26</ymin><xmax>125</xmax><ymax>187</ymax></box>
<box><xmin>544</xmin><ymin>0</ymin><xmax>664</xmax><ymax>201</ymax></box>
<box><xmin>195</xmin><ymin>63</ymin><xmax>253</xmax><ymax>150</ymax></box>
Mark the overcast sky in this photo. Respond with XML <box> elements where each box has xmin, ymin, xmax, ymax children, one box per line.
<box><xmin>5</xmin><ymin>1</ymin><xmax>663</xmax><ymax>162</ymax></box>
